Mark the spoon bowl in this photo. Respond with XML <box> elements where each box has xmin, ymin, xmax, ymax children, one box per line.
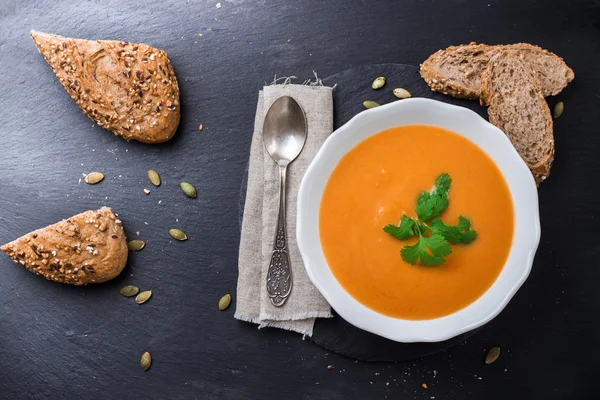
<box><xmin>263</xmin><ymin>96</ymin><xmax>308</xmax><ymax>166</ymax></box>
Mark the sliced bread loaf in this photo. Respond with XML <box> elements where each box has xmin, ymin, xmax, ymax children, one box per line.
<box><xmin>480</xmin><ymin>51</ymin><xmax>554</xmax><ymax>184</ymax></box>
<box><xmin>30</xmin><ymin>31</ymin><xmax>180</xmax><ymax>143</ymax></box>
<box><xmin>420</xmin><ymin>42</ymin><xmax>574</xmax><ymax>99</ymax></box>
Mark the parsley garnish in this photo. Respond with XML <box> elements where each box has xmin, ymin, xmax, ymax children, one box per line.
<box><xmin>383</xmin><ymin>173</ymin><xmax>477</xmax><ymax>266</ymax></box>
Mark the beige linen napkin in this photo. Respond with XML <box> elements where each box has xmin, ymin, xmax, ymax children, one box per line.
<box><xmin>235</xmin><ymin>83</ymin><xmax>334</xmax><ymax>336</ymax></box>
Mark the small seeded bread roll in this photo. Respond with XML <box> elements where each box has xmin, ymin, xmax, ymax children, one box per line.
<box><xmin>30</xmin><ymin>30</ymin><xmax>180</xmax><ymax>143</ymax></box>
<box><xmin>480</xmin><ymin>51</ymin><xmax>554</xmax><ymax>184</ymax></box>
<box><xmin>1</xmin><ymin>207</ymin><xmax>128</xmax><ymax>285</ymax></box>
<box><xmin>420</xmin><ymin>42</ymin><xmax>574</xmax><ymax>99</ymax></box>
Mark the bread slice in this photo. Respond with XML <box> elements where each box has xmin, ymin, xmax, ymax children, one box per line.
<box><xmin>30</xmin><ymin>30</ymin><xmax>180</xmax><ymax>143</ymax></box>
<box><xmin>1</xmin><ymin>207</ymin><xmax>128</xmax><ymax>285</ymax></box>
<box><xmin>480</xmin><ymin>51</ymin><xmax>554</xmax><ymax>184</ymax></box>
<box><xmin>421</xmin><ymin>42</ymin><xmax>493</xmax><ymax>99</ymax></box>
<box><xmin>421</xmin><ymin>42</ymin><xmax>574</xmax><ymax>99</ymax></box>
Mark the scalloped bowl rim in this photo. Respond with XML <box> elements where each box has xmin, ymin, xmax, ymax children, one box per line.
<box><xmin>296</xmin><ymin>98</ymin><xmax>540</xmax><ymax>343</ymax></box>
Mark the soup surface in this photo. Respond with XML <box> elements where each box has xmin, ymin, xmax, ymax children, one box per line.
<box><xmin>319</xmin><ymin>125</ymin><xmax>514</xmax><ymax>320</ymax></box>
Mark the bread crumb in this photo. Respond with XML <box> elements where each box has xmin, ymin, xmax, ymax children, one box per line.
<box><xmin>143</xmin><ymin>188</ymin><xmax>150</xmax><ymax>195</ymax></box>
<box><xmin>422</xmin><ymin>383</ymin><xmax>428</xmax><ymax>389</ymax></box>
<box><xmin>327</xmin><ymin>365</ymin><xmax>334</xmax><ymax>370</ymax></box>
<box><xmin>198</xmin><ymin>123</ymin><xmax>203</xmax><ymax>131</ymax></box>
<box><xmin>216</xmin><ymin>2</ymin><xmax>221</xmax><ymax>8</ymax></box>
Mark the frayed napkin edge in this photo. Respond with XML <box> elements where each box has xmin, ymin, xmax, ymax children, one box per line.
<box><xmin>259</xmin><ymin>320</ymin><xmax>313</xmax><ymax>337</ymax></box>
<box><xmin>234</xmin><ymin>312</ymin><xmax>314</xmax><ymax>337</ymax></box>
<box><xmin>234</xmin><ymin>312</ymin><xmax>261</xmax><ymax>325</ymax></box>
<box><xmin>267</xmin><ymin>71</ymin><xmax>337</xmax><ymax>89</ymax></box>
<box><xmin>233</xmin><ymin>310</ymin><xmax>333</xmax><ymax>324</ymax></box>
<box><xmin>258</xmin><ymin>310</ymin><xmax>333</xmax><ymax>322</ymax></box>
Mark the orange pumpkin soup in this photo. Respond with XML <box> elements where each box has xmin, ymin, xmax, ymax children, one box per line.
<box><xmin>319</xmin><ymin>125</ymin><xmax>514</xmax><ymax>320</ymax></box>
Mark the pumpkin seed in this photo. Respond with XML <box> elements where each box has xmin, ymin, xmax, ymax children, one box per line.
<box><xmin>84</xmin><ymin>172</ymin><xmax>104</xmax><ymax>185</ymax></box>
<box><xmin>180</xmin><ymin>182</ymin><xmax>197</xmax><ymax>198</ymax></box>
<box><xmin>120</xmin><ymin>285</ymin><xmax>140</xmax><ymax>297</ymax></box>
<box><xmin>363</xmin><ymin>101</ymin><xmax>380</xmax><ymax>109</ymax></box>
<box><xmin>218</xmin><ymin>294</ymin><xmax>232</xmax><ymax>311</ymax></box>
<box><xmin>553</xmin><ymin>101</ymin><xmax>564</xmax><ymax>118</ymax></box>
<box><xmin>136</xmin><ymin>290</ymin><xmax>152</xmax><ymax>304</ymax></box>
<box><xmin>140</xmin><ymin>352</ymin><xmax>152</xmax><ymax>371</ymax></box>
<box><xmin>127</xmin><ymin>240</ymin><xmax>146</xmax><ymax>252</ymax></box>
<box><xmin>485</xmin><ymin>346</ymin><xmax>500</xmax><ymax>364</ymax></box>
<box><xmin>371</xmin><ymin>76</ymin><xmax>386</xmax><ymax>90</ymax></box>
<box><xmin>393</xmin><ymin>88</ymin><xmax>412</xmax><ymax>99</ymax></box>
<box><xmin>169</xmin><ymin>228</ymin><xmax>188</xmax><ymax>241</ymax></box>
<box><xmin>147</xmin><ymin>169</ymin><xmax>161</xmax><ymax>186</ymax></box>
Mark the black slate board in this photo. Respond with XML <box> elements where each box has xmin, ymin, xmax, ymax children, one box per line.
<box><xmin>239</xmin><ymin>63</ymin><xmax>485</xmax><ymax>362</ymax></box>
<box><xmin>1</xmin><ymin>1</ymin><xmax>600</xmax><ymax>399</ymax></box>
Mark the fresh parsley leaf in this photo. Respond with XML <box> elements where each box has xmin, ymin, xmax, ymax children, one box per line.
<box><xmin>400</xmin><ymin>234</ymin><xmax>452</xmax><ymax>266</ymax></box>
<box><xmin>383</xmin><ymin>215</ymin><xmax>417</xmax><ymax>240</ymax></box>
<box><xmin>429</xmin><ymin>216</ymin><xmax>477</xmax><ymax>244</ymax></box>
<box><xmin>434</xmin><ymin>173</ymin><xmax>452</xmax><ymax>194</ymax></box>
<box><xmin>415</xmin><ymin>173</ymin><xmax>452</xmax><ymax>221</ymax></box>
<box><xmin>415</xmin><ymin>191</ymin><xmax>448</xmax><ymax>221</ymax></box>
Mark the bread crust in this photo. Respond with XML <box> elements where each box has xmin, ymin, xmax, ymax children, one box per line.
<box><xmin>1</xmin><ymin>207</ymin><xmax>128</xmax><ymax>285</ymax></box>
<box><xmin>31</xmin><ymin>30</ymin><xmax>180</xmax><ymax>143</ymax></box>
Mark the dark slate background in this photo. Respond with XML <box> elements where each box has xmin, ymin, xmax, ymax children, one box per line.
<box><xmin>0</xmin><ymin>0</ymin><xmax>598</xmax><ymax>399</ymax></box>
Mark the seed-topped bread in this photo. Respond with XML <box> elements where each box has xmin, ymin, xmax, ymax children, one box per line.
<box><xmin>480</xmin><ymin>51</ymin><xmax>554</xmax><ymax>184</ymax></box>
<box><xmin>30</xmin><ymin>30</ymin><xmax>180</xmax><ymax>143</ymax></box>
<box><xmin>1</xmin><ymin>207</ymin><xmax>128</xmax><ymax>285</ymax></box>
<box><xmin>420</xmin><ymin>42</ymin><xmax>574</xmax><ymax>99</ymax></box>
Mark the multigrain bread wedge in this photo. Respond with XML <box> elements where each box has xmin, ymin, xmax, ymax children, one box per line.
<box><xmin>30</xmin><ymin>30</ymin><xmax>180</xmax><ymax>143</ymax></box>
<box><xmin>480</xmin><ymin>51</ymin><xmax>554</xmax><ymax>184</ymax></box>
<box><xmin>1</xmin><ymin>207</ymin><xmax>128</xmax><ymax>285</ymax></box>
<box><xmin>421</xmin><ymin>42</ymin><xmax>574</xmax><ymax>99</ymax></box>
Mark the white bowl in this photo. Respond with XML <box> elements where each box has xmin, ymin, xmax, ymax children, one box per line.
<box><xmin>296</xmin><ymin>98</ymin><xmax>540</xmax><ymax>343</ymax></box>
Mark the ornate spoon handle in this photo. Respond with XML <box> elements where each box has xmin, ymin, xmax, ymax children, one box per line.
<box><xmin>266</xmin><ymin>165</ymin><xmax>292</xmax><ymax>307</ymax></box>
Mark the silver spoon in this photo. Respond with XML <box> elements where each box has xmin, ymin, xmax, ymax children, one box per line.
<box><xmin>263</xmin><ymin>96</ymin><xmax>307</xmax><ymax>307</ymax></box>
